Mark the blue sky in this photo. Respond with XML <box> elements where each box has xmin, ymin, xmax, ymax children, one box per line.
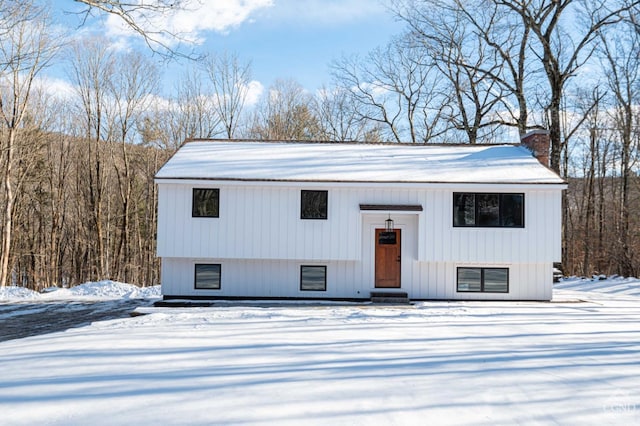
<box><xmin>49</xmin><ymin>0</ymin><xmax>404</xmax><ymax>95</ymax></box>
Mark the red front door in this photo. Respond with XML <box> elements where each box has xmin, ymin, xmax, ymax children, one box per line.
<box><xmin>375</xmin><ymin>228</ymin><xmax>401</xmax><ymax>288</ymax></box>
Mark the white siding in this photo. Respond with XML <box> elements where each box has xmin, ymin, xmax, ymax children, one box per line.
<box><xmin>162</xmin><ymin>258</ymin><xmax>552</xmax><ymax>301</ymax></box>
<box><xmin>411</xmin><ymin>262</ymin><xmax>552</xmax><ymax>300</ymax></box>
<box><xmin>157</xmin><ymin>184</ymin><xmax>364</xmax><ymax>261</ymax></box>
<box><xmin>162</xmin><ymin>258</ymin><xmax>362</xmax><ymax>299</ymax></box>
<box><xmin>421</xmin><ymin>188</ymin><xmax>562</xmax><ymax>263</ymax></box>
<box><xmin>157</xmin><ymin>184</ymin><xmax>426</xmax><ymax>261</ymax></box>
<box><xmin>158</xmin><ymin>181</ymin><xmax>560</xmax><ymax>300</ymax></box>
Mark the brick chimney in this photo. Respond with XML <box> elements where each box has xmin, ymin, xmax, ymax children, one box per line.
<box><xmin>521</xmin><ymin>130</ymin><xmax>550</xmax><ymax>167</ymax></box>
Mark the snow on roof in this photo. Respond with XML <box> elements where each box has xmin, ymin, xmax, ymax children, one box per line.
<box><xmin>155</xmin><ymin>140</ymin><xmax>565</xmax><ymax>185</ymax></box>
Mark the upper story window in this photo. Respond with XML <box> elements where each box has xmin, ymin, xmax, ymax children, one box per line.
<box><xmin>301</xmin><ymin>190</ymin><xmax>328</xmax><ymax>220</ymax></box>
<box><xmin>192</xmin><ymin>188</ymin><xmax>219</xmax><ymax>218</ymax></box>
<box><xmin>453</xmin><ymin>192</ymin><xmax>524</xmax><ymax>228</ymax></box>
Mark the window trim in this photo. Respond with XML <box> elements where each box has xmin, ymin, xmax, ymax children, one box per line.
<box><xmin>453</xmin><ymin>192</ymin><xmax>524</xmax><ymax>228</ymax></box>
<box><xmin>300</xmin><ymin>190</ymin><xmax>328</xmax><ymax>220</ymax></box>
<box><xmin>194</xmin><ymin>263</ymin><xmax>222</xmax><ymax>290</ymax></box>
<box><xmin>300</xmin><ymin>265</ymin><xmax>327</xmax><ymax>291</ymax></box>
<box><xmin>456</xmin><ymin>267</ymin><xmax>509</xmax><ymax>293</ymax></box>
<box><xmin>192</xmin><ymin>188</ymin><xmax>220</xmax><ymax>218</ymax></box>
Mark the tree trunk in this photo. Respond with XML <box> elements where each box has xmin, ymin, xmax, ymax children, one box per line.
<box><xmin>0</xmin><ymin>130</ymin><xmax>16</xmax><ymax>288</ymax></box>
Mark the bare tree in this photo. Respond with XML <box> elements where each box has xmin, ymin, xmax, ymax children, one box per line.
<box><xmin>565</xmin><ymin>88</ymin><xmax>605</xmax><ymax>276</ymax></box>
<box><xmin>0</xmin><ymin>2</ymin><xmax>61</xmax><ymax>287</ymax></box>
<box><xmin>598</xmin><ymin>25</ymin><xmax>640</xmax><ymax>276</ymax></box>
<box><xmin>424</xmin><ymin>21</ymin><xmax>507</xmax><ymax>143</ymax></box>
<box><xmin>43</xmin><ymin>105</ymin><xmax>75</xmax><ymax>289</ymax></box>
<box><xmin>332</xmin><ymin>54</ymin><xmax>402</xmax><ymax>142</ymax></box>
<box><xmin>67</xmin><ymin>37</ymin><xmax>116</xmax><ymax>280</ymax></box>
<box><xmin>73</xmin><ymin>0</ymin><xmax>194</xmax><ymax>57</ymax></box>
<box><xmin>333</xmin><ymin>37</ymin><xmax>453</xmax><ymax>143</ymax></box>
<box><xmin>250</xmin><ymin>79</ymin><xmax>321</xmax><ymax>140</ymax></box>
<box><xmin>392</xmin><ymin>1</ymin><xmax>519</xmax><ymax>143</ymax></box>
<box><xmin>204</xmin><ymin>52</ymin><xmax>252</xmax><ymax>139</ymax></box>
<box><xmin>167</xmin><ymin>69</ymin><xmax>221</xmax><ymax>147</ymax></box>
<box><xmin>10</xmin><ymin>95</ymin><xmax>74</xmax><ymax>290</ymax></box>
<box><xmin>313</xmin><ymin>86</ymin><xmax>382</xmax><ymax>142</ymax></box>
<box><xmin>440</xmin><ymin>0</ymin><xmax>536</xmax><ymax>135</ymax></box>
<box><xmin>0</xmin><ymin>1</ymin><xmax>35</xmax><ymax>45</ymax></box>
<box><xmin>396</xmin><ymin>0</ymin><xmax>639</xmax><ymax>163</ymax></box>
<box><xmin>495</xmin><ymin>0</ymin><xmax>640</xmax><ymax>172</ymax></box>
<box><xmin>108</xmin><ymin>52</ymin><xmax>159</xmax><ymax>282</ymax></box>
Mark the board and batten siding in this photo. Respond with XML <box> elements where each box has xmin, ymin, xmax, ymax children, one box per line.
<box><xmin>157</xmin><ymin>181</ymin><xmax>561</xmax><ymax>300</ymax></box>
<box><xmin>161</xmin><ymin>259</ymin><xmax>551</xmax><ymax>300</ymax></box>
<box><xmin>161</xmin><ymin>213</ymin><xmax>421</xmax><ymax>299</ymax></box>
<box><xmin>409</xmin><ymin>262</ymin><xmax>553</xmax><ymax>300</ymax></box>
<box><xmin>158</xmin><ymin>182</ymin><xmax>561</xmax><ymax>264</ymax></box>
<box><xmin>157</xmin><ymin>183</ymin><xmax>363</xmax><ymax>261</ymax></box>
<box><xmin>420</xmin><ymin>188</ymin><xmax>562</xmax><ymax>263</ymax></box>
<box><xmin>162</xmin><ymin>258</ymin><xmax>360</xmax><ymax>298</ymax></box>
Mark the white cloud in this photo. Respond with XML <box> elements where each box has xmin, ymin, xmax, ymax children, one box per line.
<box><xmin>105</xmin><ymin>0</ymin><xmax>274</xmax><ymax>47</ymax></box>
<box><xmin>245</xmin><ymin>80</ymin><xmax>264</xmax><ymax>108</ymax></box>
<box><xmin>265</xmin><ymin>0</ymin><xmax>390</xmax><ymax>26</ymax></box>
<box><xmin>104</xmin><ymin>0</ymin><xmax>388</xmax><ymax>45</ymax></box>
<box><xmin>34</xmin><ymin>76</ymin><xmax>76</xmax><ymax>101</ymax></box>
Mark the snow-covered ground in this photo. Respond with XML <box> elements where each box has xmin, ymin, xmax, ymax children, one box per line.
<box><xmin>0</xmin><ymin>280</ymin><xmax>161</xmax><ymax>301</ymax></box>
<box><xmin>555</xmin><ymin>275</ymin><xmax>640</xmax><ymax>297</ymax></box>
<box><xmin>0</xmin><ymin>277</ymin><xmax>638</xmax><ymax>425</ymax></box>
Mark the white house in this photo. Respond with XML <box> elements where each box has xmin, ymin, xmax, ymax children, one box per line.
<box><xmin>155</xmin><ymin>131</ymin><xmax>566</xmax><ymax>301</ymax></box>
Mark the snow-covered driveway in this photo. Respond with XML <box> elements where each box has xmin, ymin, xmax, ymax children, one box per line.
<box><xmin>0</xmin><ymin>281</ymin><xmax>159</xmax><ymax>342</ymax></box>
<box><xmin>0</xmin><ymin>299</ymin><xmax>149</xmax><ymax>342</ymax></box>
<box><xmin>0</xmin><ymin>278</ymin><xmax>638</xmax><ymax>425</ymax></box>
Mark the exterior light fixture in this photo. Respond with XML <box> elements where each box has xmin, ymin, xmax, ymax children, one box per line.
<box><xmin>385</xmin><ymin>214</ymin><xmax>394</xmax><ymax>233</ymax></box>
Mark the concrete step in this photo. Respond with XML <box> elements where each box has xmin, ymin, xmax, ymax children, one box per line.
<box><xmin>370</xmin><ymin>291</ymin><xmax>410</xmax><ymax>304</ymax></box>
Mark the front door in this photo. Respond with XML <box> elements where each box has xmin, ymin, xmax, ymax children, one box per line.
<box><xmin>375</xmin><ymin>228</ymin><xmax>401</xmax><ymax>288</ymax></box>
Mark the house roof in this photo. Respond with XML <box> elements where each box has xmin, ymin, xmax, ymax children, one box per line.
<box><xmin>155</xmin><ymin>140</ymin><xmax>565</xmax><ymax>185</ymax></box>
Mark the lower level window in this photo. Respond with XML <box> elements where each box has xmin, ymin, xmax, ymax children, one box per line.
<box><xmin>300</xmin><ymin>265</ymin><xmax>327</xmax><ymax>291</ymax></box>
<box><xmin>195</xmin><ymin>264</ymin><xmax>221</xmax><ymax>289</ymax></box>
<box><xmin>457</xmin><ymin>267</ymin><xmax>508</xmax><ymax>293</ymax></box>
